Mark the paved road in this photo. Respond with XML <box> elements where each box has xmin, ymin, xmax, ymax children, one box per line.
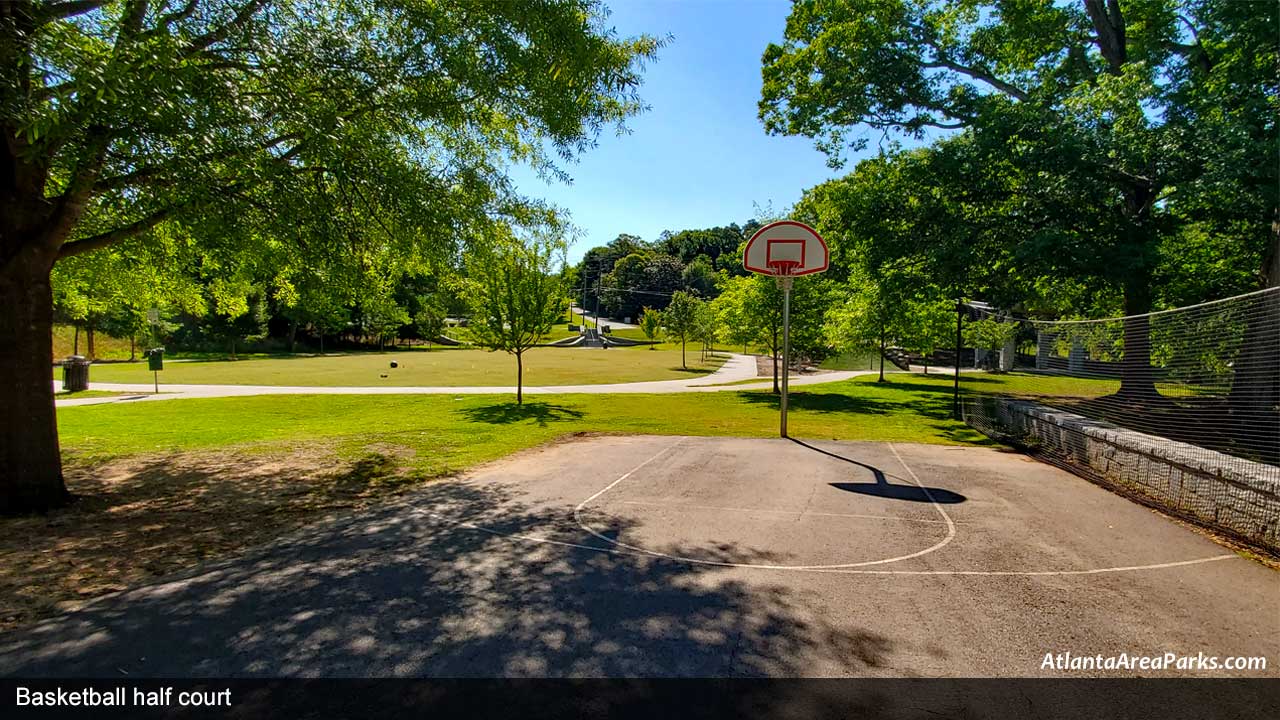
<box><xmin>53</xmin><ymin>354</ymin><xmax>885</xmax><ymax>407</ymax></box>
<box><xmin>572</xmin><ymin>305</ymin><xmax>637</xmax><ymax>329</ymax></box>
<box><xmin>2</xmin><ymin>436</ymin><xmax>1274</xmax><ymax>677</ymax></box>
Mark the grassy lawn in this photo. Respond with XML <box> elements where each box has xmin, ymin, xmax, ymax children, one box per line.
<box><xmin>3</xmin><ymin>372</ymin><xmax>993</xmax><ymax>630</ymax></box>
<box><xmin>961</xmin><ymin>370</ymin><xmax>1121</xmax><ymax>398</ymax></box>
<box><xmin>51</xmin><ymin>324</ymin><xmax>135</xmax><ymax>361</ymax></box>
<box><xmin>58</xmin><ymin>372</ymin><xmax>990</xmax><ymax>464</ymax></box>
<box><xmin>83</xmin><ymin>346</ymin><xmax>725</xmax><ymax>387</ymax></box>
<box><xmin>820</xmin><ymin>351</ymin><xmax>881</xmax><ymax>371</ymax></box>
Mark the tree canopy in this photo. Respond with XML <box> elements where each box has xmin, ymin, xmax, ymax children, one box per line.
<box><xmin>1</xmin><ymin>0</ymin><xmax>662</xmax><ymax>512</ymax></box>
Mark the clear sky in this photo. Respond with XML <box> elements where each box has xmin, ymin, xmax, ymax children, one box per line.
<box><xmin>508</xmin><ymin>0</ymin><xmax>856</xmax><ymax>264</ymax></box>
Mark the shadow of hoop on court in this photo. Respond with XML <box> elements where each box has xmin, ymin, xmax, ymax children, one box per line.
<box><xmin>829</xmin><ymin>481</ymin><xmax>966</xmax><ymax>504</ymax></box>
<box><xmin>788</xmin><ymin>437</ymin><xmax>967</xmax><ymax>504</ymax></box>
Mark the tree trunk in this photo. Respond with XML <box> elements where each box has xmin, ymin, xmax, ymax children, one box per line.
<box><xmin>288</xmin><ymin>321</ymin><xmax>297</xmax><ymax>353</ymax></box>
<box><xmin>73</xmin><ymin>325</ymin><xmax>79</xmax><ymax>355</ymax></box>
<box><xmin>129</xmin><ymin>334</ymin><xmax>136</xmax><ymax>362</ymax></box>
<box><xmin>516</xmin><ymin>351</ymin><xmax>524</xmax><ymax>405</ymax></box>
<box><xmin>0</xmin><ymin>249</ymin><xmax>70</xmax><ymax>513</ymax></box>
<box><xmin>230</xmin><ymin>338</ymin><xmax>237</xmax><ymax>360</ymax></box>
<box><xmin>878</xmin><ymin>325</ymin><xmax>886</xmax><ymax>382</ymax></box>
<box><xmin>1118</xmin><ymin>273</ymin><xmax>1159</xmax><ymax>399</ymax></box>
<box><xmin>1227</xmin><ymin>220</ymin><xmax>1280</xmax><ymax>456</ymax></box>
<box><xmin>319</xmin><ymin>333</ymin><xmax>324</xmax><ymax>354</ymax></box>
<box><xmin>771</xmin><ymin>327</ymin><xmax>779</xmax><ymax>394</ymax></box>
<box><xmin>681</xmin><ymin>337</ymin><xmax>686</xmax><ymax>369</ymax></box>
<box><xmin>86</xmin><ymin>325</ymin><xmax>95</xmax><ymax>360</ymax></box>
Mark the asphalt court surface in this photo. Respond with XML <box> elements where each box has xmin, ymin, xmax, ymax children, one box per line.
<box><xmin>2</xmin><ymin>435</ymin><xmax>1276</xmax><ymax>677</ymax></box>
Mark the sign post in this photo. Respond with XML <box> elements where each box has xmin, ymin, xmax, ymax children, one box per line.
<box><xmin>742</xmin><ymin>221</ymin><xmax>829</xmax><ymax>438</ymax></box>
<box><xmin>146</xmin><ymin>347</ymin><xmax>164</xmax><ymax>394</ymax></box>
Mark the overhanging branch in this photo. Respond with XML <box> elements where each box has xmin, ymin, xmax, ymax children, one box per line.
<box><xmin>55</xmin><ymin>204</ymin><xmax>185</xmax><ymax>260</ymax></box>
<box><xmin>39</xmin><ymin>1</ymin><xmax>108</xmax><ymax>24</ymax></box>
<box><xmin>181</xmin><ymin>0</ymin><xmax>270</xmax><ymax>58</ymax></box>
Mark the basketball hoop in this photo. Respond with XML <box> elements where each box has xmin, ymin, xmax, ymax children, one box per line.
<box><xmin>742</xmin><ymin>221</ymin><xmax>829</xmax><ymax>439</ymax></box>
<box><xmin>768</xmin><ymin>261</ymin><xmax>800</xmax><ymax>289</ymax></box>
<box><xmin>744</xmin><ymin>222</ymin><xmax>827</xmax><ymax>278</ymax></box>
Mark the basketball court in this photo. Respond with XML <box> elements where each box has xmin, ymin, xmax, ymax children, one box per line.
<box><xmin>417</xmin><ymin>434</ymin><xmax>1278</xmax><ymax>675</ymax></box>
<box><xmin>1</xmin><ymin>434</ymin><xmax>1276</xmax><ymax>677</ymax></box>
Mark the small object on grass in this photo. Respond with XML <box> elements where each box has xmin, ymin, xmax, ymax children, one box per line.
<box><xmin>390</xmin><ymin>361</ymin><xmax>398</xmax><ymax>368</ymax></box>
<box><xmin>380</xmin><ymin>374</ymin><xmax>389</xmax><ymax>378</ymax></box>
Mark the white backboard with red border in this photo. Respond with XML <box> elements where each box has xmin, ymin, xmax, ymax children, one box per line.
<box><xmin>743</xmin><ymin>221</ymin><xmax>829</xmax><ymax>277</ymax></box>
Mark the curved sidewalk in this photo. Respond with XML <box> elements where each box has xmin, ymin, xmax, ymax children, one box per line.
<box><xmin>54</xmin><ymin>354</ymin><xmax>894</xmax><ymax>407</ymax></box>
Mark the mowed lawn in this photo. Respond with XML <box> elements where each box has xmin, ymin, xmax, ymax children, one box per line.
<box><xmin>83</xmin><ymin>346</ymin><xmax>724</xmax><ymax>387</ymax></box>
<box><xmin>58</xmin><ymin>373</ymin><xmax>991</xmax><ymax>467</ymax></box>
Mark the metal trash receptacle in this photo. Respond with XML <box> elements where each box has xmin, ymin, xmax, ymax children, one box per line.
<box><xmin>62</xmin><ymin>355</ymin><xmax>90</xmax><ymax>392</ymax></box>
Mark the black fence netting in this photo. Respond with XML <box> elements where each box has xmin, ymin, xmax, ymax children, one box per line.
<box><xmin>957</xmin><ymin>287</ymin><xmax>1279</xmax><ymax>548</ymax></box>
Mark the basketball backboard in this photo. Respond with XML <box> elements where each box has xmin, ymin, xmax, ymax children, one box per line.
<box><xmin>743</xmin><ymin>221</ymin><xmax>828</xmax><ymax>277</ymax></box>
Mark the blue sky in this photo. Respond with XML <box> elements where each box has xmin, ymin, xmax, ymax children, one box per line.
<box><xmin>508</xmin><ymin>0</ymin><xmax>858</xmax><ymax>264</ymax></box>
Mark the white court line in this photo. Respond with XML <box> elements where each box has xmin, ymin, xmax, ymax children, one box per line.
<box><xmin>416</xmin><ymin>437</ymin><xmax>1236</xmax><ymax>577</ymax></box>
<box><xmin>414</xmin><ymin>508</ymin><xmax>1235</xmax><ymax>577</ymax></box>
<box><xmin>615</xmin><ymin>500</ymin><xmax>954</xmax><ymax>525</ymax></box>
<box><xmin>571</xmin><ymin>439</ymin><xmax>958</xmax><ymax>570</ymax></box>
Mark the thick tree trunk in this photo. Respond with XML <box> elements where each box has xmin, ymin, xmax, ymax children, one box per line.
<box><xmin>516</xmin><ymin>351</ymin><xmax>523</xmax><ymax>405</ymax></box>
<box><xmin>86</xmin><ymin>325</ymin><xmax>95</xmax><ymax>360</ymax></box>
<box><xmin>1118</xmin><ymin>273</ymin><xmax>1159</xmax><ymax>399</ymax></box>
<box><xmin>0</xmin><ymin>248</ymin><xmax>70</xmax><ymax>513</ymax></box>
<box><xmin>1227</xmin><ymin>221</ymin><xmax>1280</xmax><ymax>456</ymax></box>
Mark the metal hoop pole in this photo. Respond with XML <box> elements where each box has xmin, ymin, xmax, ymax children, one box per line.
<box><xmin>780</xmin><ymin>275</ymin><xmax>793</xmax><ymax>438</ymax></box>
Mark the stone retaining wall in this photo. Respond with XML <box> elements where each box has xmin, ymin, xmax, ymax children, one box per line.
<box><xmin>964</xmin><ymin>396</ymin><xmax>1280</xmax><ymax>554</ymax></box>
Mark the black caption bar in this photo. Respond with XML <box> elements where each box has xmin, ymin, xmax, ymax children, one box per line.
<box><xmin>4</xmin><ymin>679</ymin><xmax>1277</xmax><ymax>720</ymax></box>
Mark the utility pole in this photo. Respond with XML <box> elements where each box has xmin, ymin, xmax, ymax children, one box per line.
<box><xmin>594</xmin><ymin>270</ymin><xmax>602</xmax><ymax>332</ymax></box>
<box><xmin>579</xmin><ymin>268</ymin><xmax>587</xmax><ymax>332</ymax></box>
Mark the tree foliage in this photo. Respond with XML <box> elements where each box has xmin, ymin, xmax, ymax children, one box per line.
<box><xmin>663</xmin><ymin>290</ymin><xmax>701</xmax><ymax>369</ymax></box>
<box><xmin>638</xmin><ymin>306</ymin><xmax>664</xmax><ymax>347</ymax></box>
<box><xmin>1</xmin><ymin>0</ymin><xmax>662</xmax><ymax>511</ymax></box>
<box><xmin>462</xmin><ymin>229</ymin><xmax>567</xmax><ymax>404</ymax></box>
<box><xmin>763</xmin><ymin>0</ymin><xmax>1277</xmax><ymax>396</ymax></box>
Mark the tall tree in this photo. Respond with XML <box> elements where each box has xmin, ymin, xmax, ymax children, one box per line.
<box><xmin>760</xmin><ymin>0</ymin><xmax>1276</xmax><ymax>398</ymax></box>
<box><xmin>1</xmin><ymin>0</ymin><xmax>659</xmax><ymax>511</ymax></box>
<box><xmin>711</xmin><ymin>275</ymin><xmax>765</xmax><ymax>355</ymax></box>
<box><xmin>638</xmin><ymin>306</ymin><xmax>664</xmax><ymax>348</ymax></box>
<box><xmin>663</xmin><ymin>290</ymin><xmax>700</xmax><ymax>370</ymax></box>
<box><xmin>462</xmin><ymin>229</ymin><xmax>567</xmax><ymax>405</ymax></box>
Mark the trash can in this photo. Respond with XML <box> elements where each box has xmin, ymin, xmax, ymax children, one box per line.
<box><xmin>62</xmin><ymin>355</ymin><xmax>90</xmax><ymax>392</ymax></box>
<box><xmin>146</xmin><ymin>347</ymin><xmax>164</xmax><ymax>372</ymax></box>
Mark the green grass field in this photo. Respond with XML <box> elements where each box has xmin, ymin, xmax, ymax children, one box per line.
<box><xmin>961</xmin><ymin>371</ymin><xmax>1120</xmax><ymax>398</ymax></box>
<box><xmin>84</xmin><ymin>346</ymin><xmax>726</xmax><ymax>386</ymax></box>
<box><xmin>51</xmin><ymin>325</ymin><xmax>135</xmax><ymax>361</ymax></box>
<box><xmin>58</xmin><ymin>373</ymin><xmax>993</xmax><ymax>471</ymax></box>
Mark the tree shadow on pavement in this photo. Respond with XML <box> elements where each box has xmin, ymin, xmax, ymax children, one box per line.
<box><xmin>459</xmin><ymin>402</ymin><xmax>585</xmax><ymax>426</ymax></box>
<box><xmin>738</xmin><ymin>388</ymin><xmax>952</xmax><ymax>419</ymax></box>
<box><xmin>0</xmin><ymin>478</ymin><xmax>895</xmax><ymax>678</ymax></box>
